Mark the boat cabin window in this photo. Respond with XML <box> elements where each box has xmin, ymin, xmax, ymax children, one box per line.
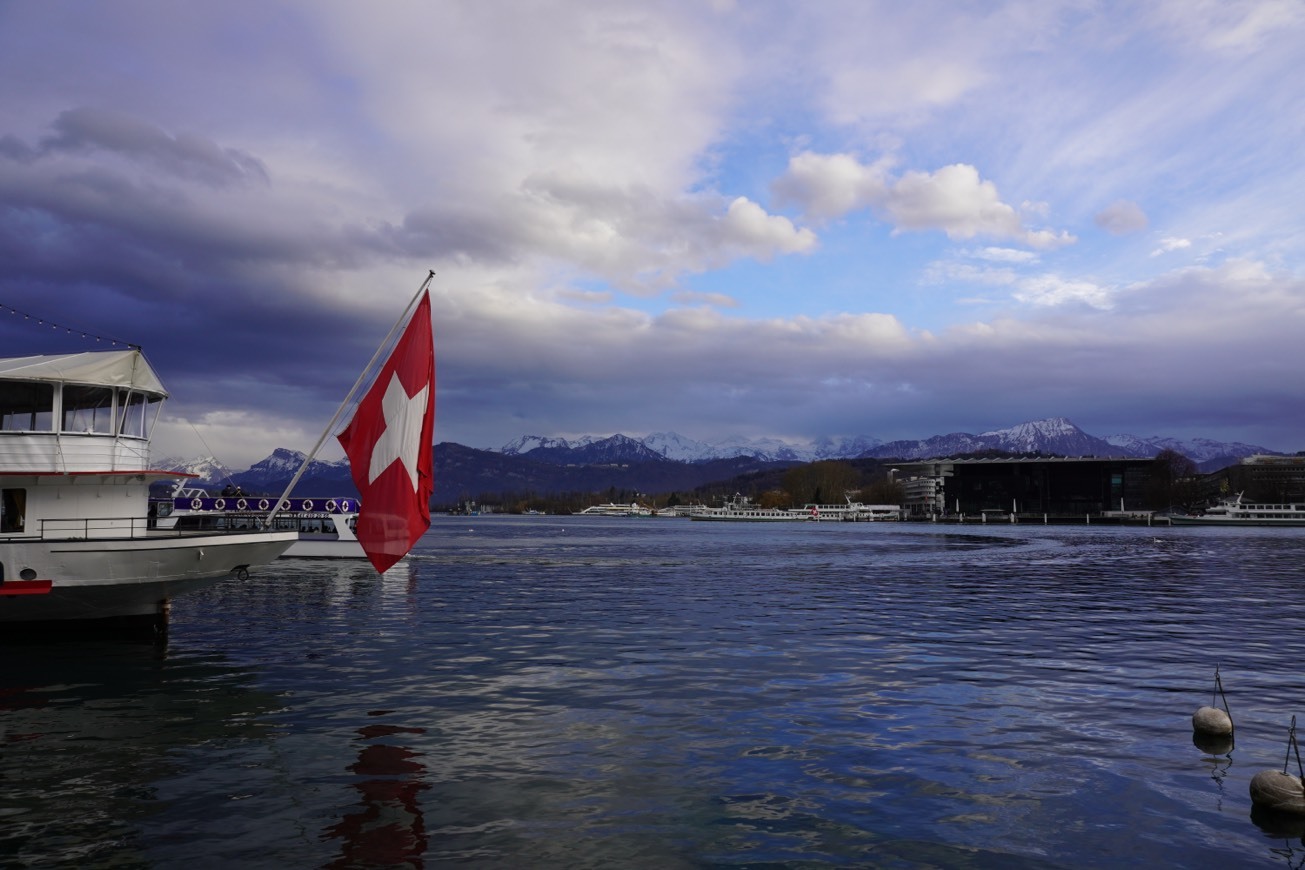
<box><xmin>117</xmin><ymin>390</ymin><xmax>162</xmax><ymax>439</ymax></box>
<box><xmin>1</xmin><ymin>488</ymin><xmax>26</xmax><ymax>533</ymax></box>
<box><xmin>62</xmin><ymin>385</ymin><xmax>115</xmax><ymax>434</ymax></box>
<box><xmin>0</xmin><ymin>381</ymin><xmax>54</xmax><ymax>432</ymax></box>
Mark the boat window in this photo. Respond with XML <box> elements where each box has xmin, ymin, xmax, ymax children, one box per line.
<box><xmin>0</xmin><ymin>381</ymin><xmax>54</xmax><ymax>432</ymax></box>
<box><xmin>118</xmin><ymin>390</ymin><xmax>145</xmax><ymax>438</ymax></box>
<box><xmin>62</xmin><ymin>385</ymin><xmax>114</xmax><ymax>434</ymax></box>
<box><xmin>1</xmin><ymin>488</ymin><xmax>26</xmax><ymax>533</ymax></box>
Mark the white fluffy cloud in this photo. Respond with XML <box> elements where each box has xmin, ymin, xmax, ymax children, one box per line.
<box><xmin>770</xmin><ymin>151</ymin><xmax>891</xmax><ymax>221</ymax></box>
<box><xmin>1151</xmin><ymin>237</ymin><xmax>1193</xmax><ymax>256</ymax></box>
<box><xmin>774</xmin><ymin>153</ymin><xmax>1074</xmax><ymax>250</ymax></box>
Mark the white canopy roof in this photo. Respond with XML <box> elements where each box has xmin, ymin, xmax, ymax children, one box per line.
<box><xmin>0</xmin><ymin>350</ymin><xmax>168</xmax><ymax>396</ymax></box>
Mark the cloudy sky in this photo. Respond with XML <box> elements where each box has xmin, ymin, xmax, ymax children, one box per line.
<box><xmin>2</xmin><ymin>0</ymin><xmax>1302</xmax><ymax>467</ymax></box>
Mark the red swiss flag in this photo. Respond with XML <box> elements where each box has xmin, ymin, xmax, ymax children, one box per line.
<box><xmin>338</xmin><ymin>291</ymin><xmax>435</xmax><ymax>572</ymax></box>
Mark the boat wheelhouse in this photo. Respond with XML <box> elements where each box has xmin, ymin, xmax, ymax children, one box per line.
<box><xmin>0</xmin><ymin>350</ymin><xmax>297</xmax><ymax>629</ymax></box>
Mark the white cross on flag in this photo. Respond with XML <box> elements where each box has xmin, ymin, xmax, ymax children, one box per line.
<box><xmin>338</xmin><ymin>291</ymin><xmax>435</xmax><ymax>572</ymax></box>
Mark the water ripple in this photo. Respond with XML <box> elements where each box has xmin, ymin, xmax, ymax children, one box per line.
<box><xmin>5</xmin><ymin>518</ymin><xmax>1305</xmax><ymax>867</ymax></box>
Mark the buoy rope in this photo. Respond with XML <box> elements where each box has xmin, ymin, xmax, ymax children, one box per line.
<box><xmin>1213</xmin><ymin>665</ymin><xmax>1234</xmax><ymax>728</ymax></box>
<box><xmin>1282</xmin><ymin>716</ymin><xmax>1304</xmax><ymax>780</ymax></box>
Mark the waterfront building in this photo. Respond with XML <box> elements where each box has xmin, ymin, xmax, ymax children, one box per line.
<box><xmin>1223</xmin><ymin>454</ymin><xmax>1305</xmax><ymax>503</ymax></box>
<box><xmin>890</xmin><ymin>457</ymin><xmax>1156</xmax><ymax>517</ymax></box>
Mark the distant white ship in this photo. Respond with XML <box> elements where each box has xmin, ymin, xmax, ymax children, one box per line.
<box><xmin>579</xmin><ymin>502</ymin><xmax>662</xmax><ymax>517</ymax></box>
<box><xmin>690</xmin><ymin>495</ymin><xmax>902</xmax><ymax>523</ymax></box>
<box><xmin>1170</xmin><ymin>493</ymin><xmax>1305</xmax><ymax>527</ymax></box>
<box><xmin>690</xmin><ymin>496</ymin><xmax>803</xmax><ymax>522</ymax></box>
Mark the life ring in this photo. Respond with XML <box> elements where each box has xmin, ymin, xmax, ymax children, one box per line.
<box><xmin>214</xmin><ymin>498</ymin><xmax>226</xmax><ymax>510</ymax></box>
<box><xmin>236</xmin><ymin>498</ymin><xmax>248</xmax><ymax>510</ymax></box>
<box><xmin>301</xmin><ymin>499</ymin><xmax>314</xmax><ymax>511</ymax></box>
<box><xmin>325</xmin><ymin>499</ymin><xmax>338</xmax><ymax>512</ymax></box>
<box><xmin>258</xmin><ymin>498</ymin><xmax>270</xmax><ymax>511</ymax></box>
<box><xmin>191</xmin><ymin>497</ymin><xmax>203</xmax><ymax>510</ymax></box>
<box><xmin>340</xmin><ymin>499</ymin><xmax>353</xmax><ymax>512</ymax></box>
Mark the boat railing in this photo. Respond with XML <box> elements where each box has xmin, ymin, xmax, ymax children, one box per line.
<box><xmin>24</xmin><ymin>516</ymin><xmax>283</xmax><ymax>541</ymax></box>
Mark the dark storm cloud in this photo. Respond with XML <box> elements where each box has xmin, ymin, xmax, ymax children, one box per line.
<box><xmin>38</xmin><ymin>108</ymin><xmax>269</xmax><ymax>188</ymax></box>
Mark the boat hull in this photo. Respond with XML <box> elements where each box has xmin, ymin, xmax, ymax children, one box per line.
<box><xmin>1169</xmin><ymin>516</ymin><xmax>1305</xmax><ymax>527</ymax></box>
<box><xmin>0</xmin><ymin>531</ymin><xmax>298</xmax><ymax>623</ymax></box>
<box><xmin>690</xmin><ymin>513</ymin><xmax>805</xmax><ymax>522</ymax></box>
<box><xmin>283</xmin><ymin>538</ymin><xmax>367</xmax><ymax>559</ymax></box>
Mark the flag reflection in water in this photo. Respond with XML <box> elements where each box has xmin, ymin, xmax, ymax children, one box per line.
<box><xmin>323</xmin><ymin>721</ymin><xmax>428</xmax><ymax>867</ymax></box>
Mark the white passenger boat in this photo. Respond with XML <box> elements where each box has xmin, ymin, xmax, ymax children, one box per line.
<box><xmin>690</xmin><ymin>494</ymin><xmax>903</xmax><ymax>523</ymax></box>
<box><xmin>154</xmin><ymin>485</ymin><xmax>366</xmax><ymax>558</ymax></box>
<box><xmin>580</xmin><ymin>502</ymin><xmax>654</xmax><ymax>517</ymax></box>
<box><xmin>793</xmin><ymin>500</ymin><xmax>903</xmax><ymax>521</ymax></box>
<box><xmin>0</xmin><ymin>350</ymin><xmax>298</xmax><ymax>630</ymax></box>
<box><xmin>1170</xmin><ymin>493</ymin><xmax>1305</xmax><ymax>527</ymax></box>
<box><xmin>689</xmin><ymin>495</ymin><xmax>805</xmax><ymax>522</ymax></box>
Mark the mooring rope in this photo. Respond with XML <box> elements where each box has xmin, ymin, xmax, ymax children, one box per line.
<box><xmin>1214</xmin><ymin>664</ymin><xmax>1233</xmax><ymax>724</ymax></box>
<box><xmin>1282</xmin><ymin>715</ymin><xmax>1304</xmax><ymax>780</ymax></box>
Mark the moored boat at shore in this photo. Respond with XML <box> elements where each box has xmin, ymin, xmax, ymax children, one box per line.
<box><xmin>689</xmin><ymin>495</ymin><xmax>805</xmax><ymax>522</ymax></box>
<box><xmin>0</xmin><ymin>350</ymin><xmax>298</xmax><ymax>630</ymax></box>
<box><xmin>1170</xmin><ymin>493</ymin><xmax>1305</xmax><ymax>527</ymax></box>
<box><xmin>580</xmin><ymin>502</ymin><xmax>655</xmax><ymax>517</ymax></box>
<box><xmin>793</xmin><ymin>500</ymin><xmax>903</xmax><ymax>521</ymax></box>
<box><xmin>154</xmin><ymin>486</ymin><xmax>366</xmax><ymax>558</ymax></box>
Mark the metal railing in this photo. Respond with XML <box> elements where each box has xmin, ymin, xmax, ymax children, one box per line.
<box><xmin>15</xmin><ymin>516</ymin><xmax>279</xmax><ymax>541</ymax></box>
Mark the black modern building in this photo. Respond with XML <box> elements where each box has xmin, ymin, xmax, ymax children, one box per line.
<box><xmin>892</xmin><ymin>457</ymin><xmax>1157</xmax><ymax>517</ymax></box>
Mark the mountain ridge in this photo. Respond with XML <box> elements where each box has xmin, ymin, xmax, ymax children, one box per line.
<box><xmin>492</xmin><ymin>416</ymin><xmax>1277</xmax><ymax>467</ymax></box>
<box><xmin>156</xmin><ymin>417</ymin><xmax>1285</xmax><ymax>501</ymax></box>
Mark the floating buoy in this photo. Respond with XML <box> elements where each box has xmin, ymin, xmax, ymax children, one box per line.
<box><xmin>1250</xmin><ymin>770</ymin><xmax>1305</xmax><ymax>815</ymax></box>
<box><xmin>1193</xmin><ymin>665</ymin><xmax>1234</xmax><ymax>737</ymax></box>
<box><xmin>1251</xmin><ymin>715</ymin><xmax>1305</xmax><ymax>815</ymax></box>
<box><xmin>1193</xmin><ymin>705</ymin><xmax>1233</xmax><ymax>737</ymax></box>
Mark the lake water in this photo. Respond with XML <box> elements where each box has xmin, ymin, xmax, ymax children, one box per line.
<box><xmin>4</xmin><ymin>516</ymin><xmax>1305</xmax><ymax>868</ymax></box>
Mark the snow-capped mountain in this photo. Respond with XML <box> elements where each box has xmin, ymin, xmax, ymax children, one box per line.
<box><xmin>152</xmin><ymin>454</ymin><xmax>241</xmax><ymax>485</ymax></box>
<box><xmin>1105</xmin><ymin>434</ymin><xmax>1269</xmax><ymax>465</ymax></box>
<box><xmin>860</xmin><ymin>417</ymin><xmax>1121</xmax><ymax>460</ymax></box>
<box><xmin>507</xmin><ymin>431</ymin><xmax>887</xmax><ymax>464</ymax></box>
<box><xmin>502</xmin><ymin>433</ymin><xmax>666</xmax><ymax>465</ymax></box>
<box><xmin>706</xmin><ymin>435</ymin><xmax>811</xmax><ymax>462</ymax></box>
<box><xmin>810</xmin><ymin>435</ymin><xmax>885</xmax><ymax>460</ymax></box>
<box><xmin>155</xmin><ymin>448</ymin><xmax>352</xmax><ymax>494</ymax></box>
<box><xmin>494</xmin><ymin>417</ymin><xmax>1280</xmax><ymax>466</ymax></box>
<box><xmin>500</xmin><ymin>434</ymin><xmax>593</xmax><ymax>455</ymax></box>
<box><xmin>977</xmin><ymin>417</ymin><xmax>1118</xmax><ymax>456</ymax></box>
<box><xmin>641</xmin><ymin>431</ymin><xmax>717</xmax><ymax>462</ymax></box>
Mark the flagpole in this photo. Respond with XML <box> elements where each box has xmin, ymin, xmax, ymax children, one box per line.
<box><xmin>263</xmin><ymin>271</ymin><xmax>434</xmax><ymax>527</ymax></box>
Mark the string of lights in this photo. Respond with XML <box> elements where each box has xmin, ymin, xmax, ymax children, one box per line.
<box><xmin>1</xmin><ymin>302</ymin><xmax>140</xmax><ymax>350</ymax></box>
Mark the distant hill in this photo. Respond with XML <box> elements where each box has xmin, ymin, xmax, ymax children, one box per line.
<box><xmin>156</xmin><ymin>416</ymin><xmax>1283</xmax><ymax>504</ymax></box>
